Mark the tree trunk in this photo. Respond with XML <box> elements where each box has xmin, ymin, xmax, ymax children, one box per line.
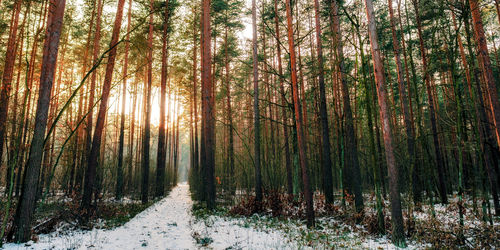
<box><xmin>313</xmin><ymin>0</ymin><xmax>333</xmax><ymax>204</ymax></box>
<box><xmin>364</xmin><ymin>0</ymin><xmax>406</xmax><ymax>245</ymax></box>
<box><xmin>201</xmin><ymin>0</ymin><xmax>215</xmax><ymax>209</ymax></box>
<box><xmin>224</xmin><ymin>23</ymin><xmax>235</xmax><ymax>193</ymax></box>
<box><xmin>84</xmin><ymin>0</ymin><xmax>103</xmax><ymax>191</ymax></box>
<box><xmin>116</xmin><ymin>0</ymin><xmax>131</xmax><ymax>200</ymax></box>
<box><xmin>273</xmin><ymin>0</ymin><xmax>293</xmax><ymax>196</ymax></box>
<box><xmin>251</xmin><ymin>0</ymin><xmax>262</xmax><ymax>203</ymax></box>
<box><xmin>10</xmin><ymin>0</ymin><xmax>66</xmax><ymax>241</ymax></box>
<box><xmin>285</xmin><ymin>0</ymin><xmax>314</xmax><ymax>228</ymax></box>
<box><xmin>82</xmin><ymin>0</ymin><xmax>126</xmax><ymax>215</ymax></box>
<box><xmin>141</xmin><ymin>0</ymin><xmax>154</xmax><ymax>204</ymax></box>
<box><xmin>156</xmin><ymin>0</ymin><xmax>170</xmax><ymax>198</ymax></box>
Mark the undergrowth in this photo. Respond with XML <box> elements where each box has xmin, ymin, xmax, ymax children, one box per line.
<box><xmin>210</xmin><ymin>191</ymin><xmax>499</xmax><ymax>249</ymax></box>
<box><xmin>1</xmin><ymin>194</ymin><xmax>158</xmax><ymax>244</ymax></box>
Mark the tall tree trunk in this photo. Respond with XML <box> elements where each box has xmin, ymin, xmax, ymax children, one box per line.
<box><xmin>191</xmin><ymin>5</ymin><xmax>201</xmax><ymax>197</ymax></box>
<box><xmin>224</xmin><ymin>23</ymin><xmax>235</xmax><ymax>193</ymax></box>
<box><xmin>252</xmin><ymin>0</ymin><xmax>262</xmax><ymax>203</ymax></box>
<box><xmin>82</xmin><ymin>0</ymin><xmax>126</xmax><ymax>215</ymax></box>
<box><xmin>364</xmin><ymin>0</ymin><xmax>406</xmax><ymax>245</ymax></box>
<box><xmin>84</xmin><ymin>0</ymin><xmax>103</xmax><ymax>190</ymax></box>
<box><xmin>116</xmin><ymin>0</ymin><xmax>132</xmax><ymax>200</ymax></box>
<box><xmin>141</xmin><ymin>0</ymin><xmax>154</xmax><ymax>204</ymax></box>
<box><xmin>10</xmin><ymin>0</ymin><xmax>66</xmax><ymax>241</ymax></box>
<box><xmin>173</xmin><ymin>95</ymin><xmax>180</xmax><ymax>185</ymax></box>
<box><xmin>201</xmin><ymin>0</ymin><xmax>215</xmax><ymax>209</ymax></box>
<box><xmin>273</xmin><ymin>0</ymin><xmax>293</xmax><ymax>196</ymax></box>
<box><xmin>313</xmin><ymin>0</ymin><xmax>333</xmax><ymax>204</ymax></box>
<box><xmin>156</xmin><ymin>0</ymin><xmax>170</xmax><ymax>198</ymax></box>
<box><xmin>285</xmin><ymin>0</ymin><xmax>314</xmax><ymax>228</ymax></box>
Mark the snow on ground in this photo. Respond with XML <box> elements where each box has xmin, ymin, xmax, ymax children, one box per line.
<box><xmin>4</xmin><ymin>184</ymin><xmax>197</xmax><ymax>250</ymax></box>
<box><xmin>3</xmin><ymin>183</ymin><xmax>299</xmax><ymax>250</ymax></box>
<box><xmin>3</xmin><ymin>183</ymin><xmax>442</xmax><ymax>249</ymax></box>
<box><xmin>191</xmin><ymin>213</ymin><xmax>297</xmax><ymax>249</ymax></box>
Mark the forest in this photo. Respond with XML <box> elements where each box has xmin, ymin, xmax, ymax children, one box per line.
<box><xmin>0</xmin><ymin>0</ymin><xmax>499</xmax><ymax>248</ymax></box>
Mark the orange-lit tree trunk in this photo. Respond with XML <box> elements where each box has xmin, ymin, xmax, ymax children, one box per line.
<box><xmin>10</xmin><ymin>0</ymin><xmax>66</xmax><ymax>242</ymax></box>
<box><xmin>82</xmin><ymin>0</ymin><xmax>126</xmax><ymax>214</ymax></box>
<box><xmin>285</xmin><ymin>0</ymin><xmax>314</xmax><ymax>228</ymax></box>
<box><xmin>201</xmin><ymin>0</ymin><xmax>215</xmax><ymax>209</ymax></box>
<box><xmin>364</xmin><ymin>0</ymin><xmax>406</xmax><ymax>245</ymax></box>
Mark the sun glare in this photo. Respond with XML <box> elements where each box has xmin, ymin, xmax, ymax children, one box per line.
<box><xmin>108</xmin><ymin>86</ymin><xmax>184</xmax><ymax>128</ymax></box>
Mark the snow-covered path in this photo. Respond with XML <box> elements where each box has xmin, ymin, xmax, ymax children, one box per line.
<box><xmin>4</xmin><ymin>183</ymin><xmax>297</xmax><ymax>250</ymax></box>
<box><xmin>5</xmin><ymin>183</ymin><xmax>198</xmax><ymax>249</ymax></box>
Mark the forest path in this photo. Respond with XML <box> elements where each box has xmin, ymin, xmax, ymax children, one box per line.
<box><xmin>4</xmin><ymin>183</ymin><xmax>197</xmax><ymax>249</ymax></box>
<box><xmin>5</xmin><ymin>183</ymin><xmax>297</xmax><ymax>249</ymax></box>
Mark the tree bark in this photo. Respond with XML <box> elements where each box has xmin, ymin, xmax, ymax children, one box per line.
<box><xmin>313</xmin><ymin>0</ymin><xmax>333</xmax><ymax>204</ymax></box>
<box><xmin>156</xmin><ymin>0</ymin><xmax>170</xmax><ymax>198</ymax></box>
<box><xmin>273</xmin><ymin>0</ymin><xmax>293</xmax><ymax>196</ymax></box>
<box><xmin>82</xmin><ymin>0</ymin><xmax>126</xmax><ymax>215</ymax></box>
<box><xmin>10</xmin><ymin>0</ymin><xmax>66</xmax><ymax>241</ymax></box>
<box><xmin>364</xmin><ymin>0</ymin><xmax>406</xmax><ymax>245</ymax></box>
<box><xmin>223</xmin><ymin>22</ymin><xmax>235</xmax><ymax>193</ymax></box>
<box><xmin>141</xmin><ymin>0</ymin><xmax>154</xmax><ymax>204</ymax></box>
<box><xmin>285</xmin><ymin>0</ymin><xmax>314</xmax><ymax>228</ymax></box>
<box><xmin>252</xmin><ymin>0</ymin><xmax>262</xmax><ymax>203</ymax></box>
<box><xmin>116</xmin><ymin>0</ymin><xmax>132</xmax><ymax>200</ymax></box>
<box><xmin>83</xmin><ymin>0</ymin><xmax>104</xmax><ymax>190</ymax></box>
<box><xmin>201</xmin><ymin>0</ymin><xmax>215</xmax><ymax>209</ymax></box>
